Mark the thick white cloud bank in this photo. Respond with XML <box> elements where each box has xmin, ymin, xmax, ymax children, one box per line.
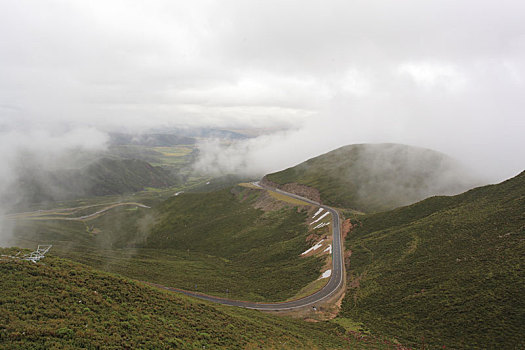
<box><xmin>0</xmin><ymin>127</ymin><xmax>108</xmax><ymax>244</ymax></box>
<box><xmin>0</xmin><ymin>0</ymin><xmax>524</xmax><ymax>182</ymax></box>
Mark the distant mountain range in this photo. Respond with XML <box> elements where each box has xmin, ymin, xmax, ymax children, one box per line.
<box><xmin>160</xmin><ymin>127</ymin><xmax>249</xmax><ymax>140</ymax></box>
<box><xmin>108</xmin><ymin>128</ymin><xmax>249</xmax><ymax>147</ymax></box>
<box><xmin>109</xmin><ymin>133</ymin><xmax>196</xmax><ymax>146</ymax></box>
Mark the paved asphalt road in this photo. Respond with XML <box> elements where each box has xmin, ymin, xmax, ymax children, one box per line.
<box><xmin>153</xmin><ymin>183</ymin><xmax>345</xmax><ymax>311</ymax></box>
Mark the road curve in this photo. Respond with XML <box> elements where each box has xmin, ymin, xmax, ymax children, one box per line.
<box><xmin>153</xmin><ymin>183</ymin><xmax>345</xmax><ymax>311</ymax></box>
<box><xmin>4</xmin><ymin>202</ymin><xmax>151</xmax><ymax>221</ymax></box>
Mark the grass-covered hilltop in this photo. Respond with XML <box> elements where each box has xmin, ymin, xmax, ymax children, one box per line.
<box><xmin>339</xmin><ymin>170</ymin><xmax>525</xmax><ymax>348</ymax></box>
<box><xmin>264</xmin><ymin>143</ymin><xmax>479</xmax><ymax>213</ymax></box>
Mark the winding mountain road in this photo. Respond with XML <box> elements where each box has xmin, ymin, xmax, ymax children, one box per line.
<box><xmin>4</xmin><ymin>202</ymin><xmax>150</xmax><ymax>221</ymax></box>
<box><xmin>153</xmin><ymin>182</ymin><xmax>345</xmax><ymax>311</ymax></box>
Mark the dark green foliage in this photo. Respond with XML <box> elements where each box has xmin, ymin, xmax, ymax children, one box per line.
<box><xmin>266</xmin><ymin>143</ymin><xmax>478</xmax><ymax>212</ymax></box>
<box><xmin>339</xmin><ymin>171</ymin><xmax>525</xmax><ymax>348</ymax></box>
<box><xmin>0</xmin><ymin>254</ymin><xmax>351</xmax><ymax>349</ymax></box>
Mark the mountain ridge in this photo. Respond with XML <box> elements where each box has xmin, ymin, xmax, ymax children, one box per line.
<box><xmin>12</xmin><ymin>157</ymin><xmax>176</xmax><ymax>205</ymax></box>
<box><xmin>338</xmin><ymin>170</ymin><xmax>525</xmax><ymax>348</ymax></box>
<box><xmin>264</xmin><ymin>143</ymin><xmax>480</xmax><ymax>212</ymax></box>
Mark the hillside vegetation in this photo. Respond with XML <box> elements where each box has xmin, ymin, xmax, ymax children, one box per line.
<box><xmin>78</xmin><ymin>158</ymin><xmax>175</xmax><ymax>196</ymax></box>
<box><xmin>339</xmin><ymin>171</ymin><xmax>525</xmax><ymax>348</ymax></box>
<box><xmin>12</xmin><ymin>157</ymin><xmax>176</xmax><ymax>204</ymax></box>
<box><xmin>144</xmin><ymin>187</ymin><xmax>325</xmax><ymax>301</ymax></box>
<box><xmin>9</xmin><ymin>186</ymin><xmax>325</xmax><ymax>302</ymax></box>
<box><xmin>0</xmin><ymin>252</ymin><xmax>352</xmax><ymax>349</ymax></box>
<box><xmin>265</xmin><ymin>143</ymin><xmax>478</xmax><ymax>212</ymax></box>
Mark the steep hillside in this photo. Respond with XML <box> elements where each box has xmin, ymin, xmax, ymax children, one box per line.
<box><xmin>80</xmin><ymin>158</ymin><xmax>175</xmax><ymax>195</ymax></box>
<box><xmin>0</xmin><ymin>252</ymin><xmax>352</xmax><ymax>349</ymax></box>
<box><xmin>264</xmin><ymin>143</ymin><xmax>478</xmax><ymax>212</ymax></box>
<box><xmin>14</xmin><ymin>158</ymin><xmax>176</xmax><ymax>204</ymax></box>
<box><xmin>143</xmin><ymin>187</ymin><xmax>326</xmax><ymax>301</ymax></box>
<box><xmin>339</xmin><ymin>171</ymin><xmax>525</xmax><ymax>348</ymax></box>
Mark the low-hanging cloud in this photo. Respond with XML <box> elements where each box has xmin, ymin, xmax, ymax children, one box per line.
<box><xmin>1</xmin><ymin>0</ymin><xmax>524</xmax><ymax>200</ymax></box>
<box><xmin>193</xmin><ymin>61</ymin><xmax>524</xmax><ymax>182</ymax></box>
<box><xmin>0</xmin><ymin>127</ymin><xmax>108</xmax><ymax>244</ymax></box>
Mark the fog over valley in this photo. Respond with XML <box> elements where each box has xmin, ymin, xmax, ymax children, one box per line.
<box><xmin>1</xmin><ymin>2</ymin><xmax>525</xmax><ymax>349</ymax></box>
<box><xmin>1</xmin><ymin>0</ymin><xmax>524</xmax><ymax>238</ymax></box>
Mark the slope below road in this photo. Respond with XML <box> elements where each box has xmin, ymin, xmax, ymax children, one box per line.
<box><xmin>154</xmin><ymin>182</ymin><xmax>345</xmax><ymax>311</ymax></box>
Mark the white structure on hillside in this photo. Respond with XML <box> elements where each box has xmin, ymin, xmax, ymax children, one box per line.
<box><xmin>23</xmin><ymin>245</ymin><xmax>53</xmax><ymax>263</ymax></box>
<box><xmin>1</xmin><ymin>244</ymin><xmax>52</xmax><ymax>263</ymax></box>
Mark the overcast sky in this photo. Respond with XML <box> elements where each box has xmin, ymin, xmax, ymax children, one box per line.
<box><xmin>0</xmin><ymin>0</ymin><xmax>524</xmax><ymax>181</ymax></box>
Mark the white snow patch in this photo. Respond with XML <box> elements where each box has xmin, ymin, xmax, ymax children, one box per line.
<box><xmin>174</xmin><ymin>191</ymin><xmax>184</xmax><ymax>196</ymax></box>
<box><xmin>310</xmin><ymin>211</ymin><xmax>330</xmax><ymax>225</ymax></box>
<box><xmin>319</xmin><ymin>269</ymin><xmax>332</xmax><ymax>279</ymax></box>
<box><xmin>324</xmin><ymin>245</ymin><xmax>332</xmax><ymax>254</ymax></box>
<box><xmin>314</xmin><ymin>222</ymin><xmax>329</xmax><ymax>230</ymax></box>
<box><xmin>206</xmin><ymin>181</ymin><xmax>210</xmax><ymax>185</ymax></box>
<box><xmin>312</xmin><ymin>208</ymin><xmax>324</xmax><ymax>218</ymax></box>
<box><xmin>301</xmin><ymin>239</ymin><xmax>325</xmax><ymax>255</ymax></box>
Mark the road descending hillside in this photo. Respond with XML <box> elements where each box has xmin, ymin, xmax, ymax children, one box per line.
<box><xmin>0</xmin><ymin>251</ymin><xmax>354</xmax><ymax>349</ymax></box>
<box><xmin>339</xmin><ymin>170</ymin><xmax>525</xmax><ymax>348</ymax></box>
<box><xmin>154</xmin><ymin>182</ymin><xmax>346</xmax><ymax>311</ymax></box>
<box><xmin>265</xmin><ymin>143</ymin><xmax>479</xmax><ymax>212</ymax></box>
<box><xmin>10</xmin><ymin>184</ymin><xmax>328</xmax><ymax>302</ymax></box>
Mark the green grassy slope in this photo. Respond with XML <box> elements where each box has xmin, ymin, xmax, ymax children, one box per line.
<box><xmin>9</xmin><ymin>186</ymin><xmax>324</xmax><ymax>302</ymax></box>
<box><xmin>15</xmin><ymin>158</ymin><xmax>176</xmax><ymax>204</ymax></box>
<box><xmin>80</xmin><ymin>158</ymin><xmax>175</xmax><ymax>195</ymax></box>
<box><xmin>0</xmin><ymin>253</ymin><xmax>351</xmax><ymax>349</ymax></box>
<box><xmin>265</xmin><ymin>143</ymin><xmax>478</xmax><ymax>212</ymax></box>
<box><xmin>144</xmin><ymin>187</ymin><xmax>324</xmax><ymax>301</ymax></box>
<box><xmin>339</xmin><ymin>171</ymin><xmax>525</xmax><ymax>348</ymax></box>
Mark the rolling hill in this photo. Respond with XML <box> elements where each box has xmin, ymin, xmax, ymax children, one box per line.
<box><xmin>264</xmin><ymin>143</ymin><xmax>479</xmax><ymax>213</ymax></box>
<box><xmin>6</xmin><ymin>142</ymin><xmax>520</xmax><ymax>348</ymax></box>
<box><xmin>0</xmin><ymin>252</ymin><xmax>352</xmax><ymax>349</ymax></box>
<box><xmin>339</xmin><ymin>170</ymin><xmax>525</xmax><ymax>348</ymax></box>
<box><xmin>9</xmin><ymin>185</ymin><xmax>328</xmax><ymax>302</ymax></box>
<box><xmin>12</xmin><ymin>157</ymin><xmax>176</xmax><ymax>204</ymax></box>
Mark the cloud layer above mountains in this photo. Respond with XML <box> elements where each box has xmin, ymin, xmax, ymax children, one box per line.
<box><xmin>1</xmin><ymin>0</ymin><xmax>524</xmax><ymax>180</ymax></box>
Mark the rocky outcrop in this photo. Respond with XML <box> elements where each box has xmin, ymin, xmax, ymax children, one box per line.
<box><xmin>252</xmin><ymin>190</ymin><xmax>288</xmax><ymax>212</ymax></box>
